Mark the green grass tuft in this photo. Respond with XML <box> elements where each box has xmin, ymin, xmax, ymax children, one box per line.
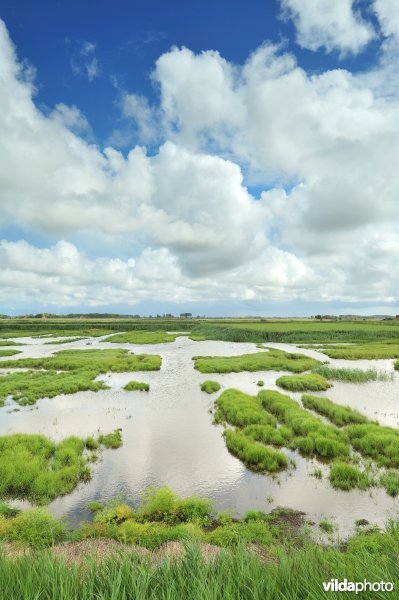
<box><xmin>276</xmin><ymin>374</ymin><xmax>331</xmax><ymax>392</ymax></box>
<box><xmin>193</xmin><ymin>349</ymin><xmax>321</xmax><ymax>374</ymax></box>
<box><xmin>301</xmin><ymin>395</ymin><xmax>369</xmax><ymax>427</ymax></box>
<box><xmin>201</xmin><ymin>380</ymin><xmax>221</xmax><ymax>394</ymax></box>
<box><xmin>106</xmin><ymin>331</ymin><xmax>179</xmax><ymax>344</ymax></box>
<box><xmin>124</xmin><ymin>381</ymin><xmax>150</xmax><ymax>391</ymax></box>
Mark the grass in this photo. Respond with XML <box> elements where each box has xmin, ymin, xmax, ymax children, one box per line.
<box><xmin>200</xmin><ymin>380</ymin><xmax>221</xmax><ymax>394</ymax></box>
<box><xmin>0</xmin><ymin>350</ymin><xmax>21</xmax><ymax>357</ymax></box>
<box><xmin>319</xmin><ymin>519</ymin><xmax>335</xmax><ymax>534</ymax></box>
<box><xmin>0</xmin><ymin>432</ymin><xmax>121</xmax><ymax>504</ymax></box>
<box><xmin>301</xmin><ymin>395</ymin><xmax>369</xmax><ymax>427</ymax></box>
<box><xmin>259</xmin><ymin>390</ymin><xmax>350</xmax><ymax>460</ymax></box>
<box><xmin>1</xmin><ymin>348</ymin><xmax>162</xmax><ymax>373</ymax></box>
<box><xmin>319</xmin><ymin>342</ymin><xmax>399</xmax><ymax>360</ymax></box>
<box><xmin>124</xmin><ymin>381</ymin><xmax>150</xmax><ymax>391</ymax></box>
<box><xmin>214</xmin><ymin>388</ymin><xmax>399</xmax><ymax>493</ymax></box>
<box><xmin>224</xmin><ymin>429</ymin><xmax>289</xmax><ymax>473</ymax></box>
<box><xmin>98</xmin><ymin>430</ymin><xmax>123</xmax><ymax>449</ymax></box>
<box><xmin>0</xmin><ymin>486</ymin><xmax>398</xmax><ymax>599</ymax></box>
<box><xmin>215</xmin><ymin>389</ymin><xmax>277</xmax><ymax>428</ymax></box>
<box><xmin>329</xmin><ymin>461</ymin><xmax>375</xmax><ymax>491</ymax></box>
<box><xmin>193</xmin><ymin>349</ymin><xmax>321</xmax><ymax>374</ymax></box>
<box><xmin>0</xmin><ymin>349</ymin><xmax>161</xmax><ymax>406</ymax></box>
<box><xmin>256</xmin><ymin>380</ymin><xmax>264</xmax><ymax>387</ymax></box>
<box><xmin>346</xmin><ymin>423</ymin><xmax>399</xmax><ymax>468</ymax></box>
<box><xmin>312</xmin><ymin>365</ymin><xmax>390</xmax><ymax>382</ymax></box>
<box><xmin>0</xmin><ymin>341</ymin><xmax>24</xmax><ymax>346</ymax></box>
<box><xmin>106</xmin><ymin>331</ymin><xmax>179</xmax><ymax>344</ymax></box>
<box><xmin>276</xmin><ymin>374</ymin><xmax>331</xmax><ymax>392</ymax></box>
<box><xmin>380</xmin><ymin>471</ymin><xmax>399</xmax><ymax>497</ymax></box>
<box><xmin>0</xmin><ymin>542</ymin><xmax>397</xmax><ymax>600</ymax></box>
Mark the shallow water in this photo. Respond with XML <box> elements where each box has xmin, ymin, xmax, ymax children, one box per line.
<box><xmin>0</xmin><ymin>335</ymin><xmax>398</xmax><ymax>536</ymax></box>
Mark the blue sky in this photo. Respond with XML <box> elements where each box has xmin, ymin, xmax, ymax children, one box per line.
<box><xmin>0</xmin><ymin>0</ymin><xmax>398</xmax><ymax>316</ymax></box>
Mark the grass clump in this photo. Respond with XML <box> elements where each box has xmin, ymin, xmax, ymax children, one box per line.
<box><xmin>106</xmin><ymin>331</ymin><xmax>178</xmax><ymax>344</ymax></box>
<box><xmin>1</xmin><ymin>348</ymin><xmax>161</xmax><ymax>373</ymax></box>
<box><xmin>256</xmin><ymin>380</ymin><xmax>264</xmax><ymax>387</ymax></box>
<box><xmin>0</xmin><ymin>349</ymin><xmax>161</xmax><ymax>406</ymax></box>
<box><xmin>0</xmin><ymin>432</ymin><xmax>122</xmax><ymax>503</ymax></box>
<box><xmin>319</xmin><ymin>519</ymin><xmax>335</xmax><ymax>534</ymax></box>
<box><xmin>312</xmin><ymin>365</ymin><xmax>388</xmax><ymax>382</ymax></box>
<box><xmin>215</xmin><ymin>389</ymin><xmax>277</xmax><ymax>428</ymax></box>
<box><xmin>259</xmin><ymin>390</ymin><xmax>350</xmax><ymax>460</ymax></box>
<box><xmin>224</xmin><ymin>430</ymin><xmax>288</xmax><ymax>473</ymax></box>
<box><xmin>276</xmin><ymin>374</ymin><xmax>331</xmax><ymax>392</ymax></box>
<box><xmin>0</xmin><ymin>349</ymin><xmax>21</xmax><ymax>357</ymax></box>
<box><xmin>124</xmin><ymin>381</ymin><xmax>150</xmax><ymax>391</ymax></box>
<box><xmin>380</xmin><ymin>471</ymin><xmax>399</xmax><ymax>497</ymax></box>
<box><xmin>201</xmin><ymin>380</ymin><xmax>221</xmax><ymax>394</ymax></box>
<box><xmin>193</xmin><ymin>349</ymin><xmax>320</xmax><ymax>374</ymax></box>
<box><xmin>0</xmin><ymin>508</ymin><xmax>66</xmax><ymax>547</ymax></box>
<box><xmin>301</xmin><ymin>395</ymin><xmax>369</xmax><ymax>427</ymax></box>
<box><xmin>242</xmin><ymin>424</ymin><xmax>293</xmax><ymax>447</ymax></box>
<box><xmin>98</xmin><ymin>430</ymin><xmax>122</xmax><ymax>449</ymax></box>
<box><xmin>320</xmin><ymin>343</ymin><xmax>399</xmax><ymax>360</ymax></box>
<box><xmin>329</xmin><ymin>461</ymin><xmax>374</xmax><ymax>491</ymax></box>
<box><xmin>347</xmin><ymin>423</ymin><xmax>399</xmax><ymax>468</ymax></box>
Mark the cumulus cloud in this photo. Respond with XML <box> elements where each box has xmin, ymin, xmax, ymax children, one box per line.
<box><xmin>0</xmin><ymin>17</ymin><xmax>398</xmax><ymax>309</ymax></box>
<box><xmin>374</xmin><ymin>0</ymin><xmax>399</xmax><ymax>38</ymax></box>
<box><xmin>280</xmin><ymin>0</ymin><xmax>375</xmax><ymax>56</ymax></box>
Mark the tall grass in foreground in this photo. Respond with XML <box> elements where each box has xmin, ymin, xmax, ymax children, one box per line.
<box><xmin>0</xmin><ymin>542</ymin><xmax>397</xmax><ymax>600</ymax></box>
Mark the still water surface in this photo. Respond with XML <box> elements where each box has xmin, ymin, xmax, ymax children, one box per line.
<box><xmin>0</xmin><ymin>335</ymin><xmax>398</xmax><ymax>535</ymax></box>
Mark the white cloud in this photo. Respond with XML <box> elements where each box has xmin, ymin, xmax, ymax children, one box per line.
<box><xmin>70</xmin><ymin>40</ymin><xmax>99</xmax><ymax>82</ymax></box>
<box><xmin>280</xmin><ymin>0</ymin><xmax>375</xmax><ymax>56</ymax></box>
<box><xmin>0</xmin><ymin>18</ymin><xmax>398</xmax><ymax>309</ymax></box>
<box><xmin>374</xmin><ymin>0</ymin><xmax>399</xmax><ymax>38</ymax></box>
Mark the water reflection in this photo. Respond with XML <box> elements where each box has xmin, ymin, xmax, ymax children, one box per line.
<box><xmin>0</xmin><ymin>335</ymin><xmax>398</xmax><ymax>535</ymax></box>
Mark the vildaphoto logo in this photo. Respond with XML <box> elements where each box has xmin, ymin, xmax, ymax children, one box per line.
<box><xmin>322</xmin><ymin>579</ymin><xmax>394</xmax><ymax>594</ymax></box>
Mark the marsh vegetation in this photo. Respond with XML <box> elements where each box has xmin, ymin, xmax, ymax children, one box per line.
<box><xmin>0</xmin><ymin>349</ymin><xmax>161</xmax><ymax>405</ymax></box>
<box><xmin>193</xmin><ymin>349</ymin><xmax>320</xmax><ymax>374</ymax></box>
<box><xmin>200</xmin><ymin>380</ymin><xmax>221</xmax><ymax>394</ymax></box>
<box><xmin>0</xmin><ymin>431</ymin><xmax>122</xmax><ymax>504</ymax></box>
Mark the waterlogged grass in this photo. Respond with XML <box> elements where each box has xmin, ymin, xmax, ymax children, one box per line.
<box><xmin>124</xmin><ymin>381</ymin><xmax>150</xmax><ymax>391</ymax></box>
<box><xmin>45</xmin><ymin>337</ymin><xmax>86</xmax><ymax>345</ymax></box>
<box><xmin>380</xmin><ymin>471</ymin><xmax>399</xmax><ymax>497</ymax></box>
<box><xmin>301</xmin><ymin>395</ymin><xmax>369</xmax><ymax>427</ymax></box>
<box><xmin>0</xmin><ymin>350</ymin><xmax>21</xmax><ymax>357</ymax></box>
<box><xmin>312</xmin><ymin>365</ymin><xmax>390</xmax><ymax>383</ymax></box>
<box><xmin>0</xmin><ymin>370</ymin><xmax>107</xmax><ymax>407</ymax></box>
<box><xmin>224</xmin><ymin>429</ymin><xmax>288</xmax><ymax>473</ymax></box>
<box><xmin>106</xmin><ymin>331</ymin><xmax>179</xmax><ymax>344</ymax></box>
<box><xmin>346</xmin><ymin>423</ymin><xmax>399</xmax><ymax>468</ymax></box>
<box><xmin>193</xmin><ymin>349</ymin><xmax>320</xmax><ymax>374</ymax></box>
<box><xmin>0</xmin><ymin>349</ymin><xmax>161</xmax><ymax>406</ymax></box>
<box><xmin>0</xmin><ymin>341</ymin><xmax>24</xmax><ymax>346</ymax></box>
<box><xmin>98</xmin><ymin>430</ymin><xmax>123</xmax><ymax>449</ymax></box>
<box><xmin>276</xmin><ymin>374</ymin><xmax>331</xmax><ymax>392</ymax></box>
<box><xmin>329</xmin><ymin>461</ymin><xmax>375</xmax><ymax>491</ymax></box>
<box><xmin>200</xmin><ymin>380</ymin><xmax>221</xmax><ymax>394</ymax></box>
<box><xmin>214</xmin><ymin>388</ymin><xmax>399</xmax><ymax>492</ymax></box>
<box><xmin>259</xmin><ymin>391</ymin><xmax>350</xmax><ymax>460</ymax></box>
<box><xmin>215</xmin><ymin>389</ymin><xmax>277</xmax><ymax>428</ymax></box>
<box><xmin>0</xmin><ymin>432</ymin><xmax>121</xmax><ymax>504</ymax></box>
<box><xmin>320</xmin><ymin>343</ymin><xmax>399</xmax><ymax>360</ymax></box>
<box><xmin>1</xmin><ymin>348</ymin><xmax>161</xmax><ymax>373</ymax></box>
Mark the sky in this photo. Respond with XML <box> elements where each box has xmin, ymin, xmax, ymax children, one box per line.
<box><xmin>0</xmin><ymin>0</ymin><xmax>398</xmax><ymax>316</ymax></box>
